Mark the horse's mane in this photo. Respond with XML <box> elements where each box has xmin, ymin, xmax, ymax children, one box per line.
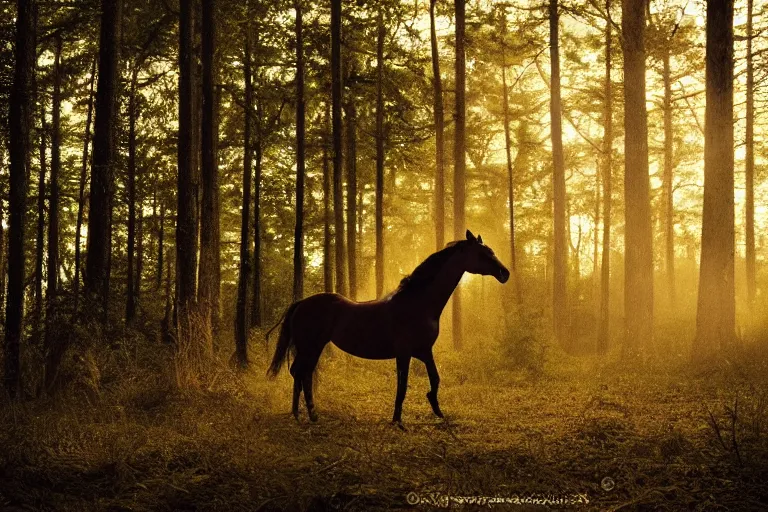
<box><xmin>391</xmin><ymin>241</ymin><xmax>466</xmax><ymax>298</ymax></box>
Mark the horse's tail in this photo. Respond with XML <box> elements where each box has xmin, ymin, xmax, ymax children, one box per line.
<box><xmin>267</xmin><ymin>301</ymin><xmax>301</xmax><ymax>379</ymax></box>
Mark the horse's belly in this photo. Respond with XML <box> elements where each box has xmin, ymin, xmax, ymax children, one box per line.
<box><xmin>330</xmin><ymin>322</ymin><xmax>396</xmax><ymax>359</ymax></box>
<box><xmin>331</xmin><ymin>337</ymin><xmax>395</xmax><ymax>359</ymax></box>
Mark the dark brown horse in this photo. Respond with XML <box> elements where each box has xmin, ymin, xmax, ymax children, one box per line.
<box><xmin>267</xmin><ymin>230</ymin><xmax>510</xmax><ymax>428</ymax></box>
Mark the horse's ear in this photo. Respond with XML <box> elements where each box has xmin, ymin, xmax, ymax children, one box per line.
<box><xmin>477</xmin><ymin>235</ymin><xmax>483</xmax><ymax>245</ymax></box>
<box><xmin>466</xmin><ymin>230</ymin><xmax>476</xmax><ymax>242</ymax></box>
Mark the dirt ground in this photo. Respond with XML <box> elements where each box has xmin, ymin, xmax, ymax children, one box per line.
<box><xmin>1</xmin><ymin>338</ymin><xmax>767</xmax><ymax>511</ymax></box>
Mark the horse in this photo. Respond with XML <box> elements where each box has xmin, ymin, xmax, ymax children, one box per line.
<box><xmin>267</xmin><ymin>230</ymin><xmax>510</xmax><ymax>428</ymax></box>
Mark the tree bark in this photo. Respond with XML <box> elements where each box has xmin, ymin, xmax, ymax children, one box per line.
<box><xmin>323</xmin><ymin>105</ymin><xmax>333</xmax><ymax>293</ymax></box>
<box><xmin>157</xmin><ymin>201</ymin><xmax>164</xmax><ymax>290</ymax></box>
<box><xmin>500</xmin><ymin>9</ymin><xmax>521</xmax><ymax>304</ymax></box>
<box><xmin>74</xmin><ymin>56</ymin><xmax>96</xmax><ymax>314</ymax></box>
<box><xmin>126</xmin><ymin>69</ymin><xmax>138</xmax><ymax>325</ymax></box>
<box><xmin>375</xmin><ymin>7</ymin><xmax>385</xmax><ymax>298</ymax></box>
<box><xmin>695</xmin><ymin>0</ymin><xmax>734</xmax><ymax>357</ymax></box>
<box><xmin>597</xmin><ymin>0</ymin><xmax>612</xmax><ymax>354</ymax></box>
<box><xmin>745</xmin><ymin>0</ymin><xmax>755</xmax><ymax>307</ymax></box>
<box><xmin>430</xmin><ymin>0</ymin><xmax>445</xmax><ymax>253</ymax></box>
<box><xmin>549</xmin><ymin>0</ymin><xmax>568</xmax><ymax>345</ymax></box>
<box><xmin>86</xmin><ymin>0</ymin><xmax>121</xmax><ymax>318</ymax></box>
<box><xmin>198</xmin><ymin>0</ymin><xmax>220</xmax><ymax>338</ymax></box>
<box><xmin>176</xmin><ymin>0</ymin><xmax>198</xmax><ymax>320</ymax></box>
<box><xmin>293</xmin><ymin>0</ymin><xmax>306</xmax><ymax>302</ymax></box>
<box><xmin>47</xmin><ymin>34</ymin><xmax>62</xmax><ymax>311</ymax></box>
<box><xmin>593</xmin><ymin>162</ymin><xmax>600</xmax><ymax>305</ymax></box>
<box><xmin>43</xmin><ymin>33</ymin><xmax>63</xmax><ymax>387</ymax></box>
<box><xmin>235</xmin><ymin>14</ymin><xmax>252</xmax><ymax>367</ymax></box>
<box><xmin>452</xmin><ymin>0</ymin><xmax>466</xmax><ymax>350</ymax></box>
<box><xmin>331</xmin><ymin>0</ymin><xmax>347</xmax><ymax>297</ymax></box>
<box><xmin>662</xmin><ymin>50</ymin><xmax>676</xmax><ymax>308</ymax></box>
<box><xmin>622</xmin><ymin>0</ymin><xmax>654</xmax><ymax>358</ymax></box>
<box><xmin>0</xmin><ymin>192</ymin><xmax>5</xmax><ymax>321</ymax></box>
<box><xmin>35</xmin><ymin>104</ymin><xmax>46</xmax><ymax>322</ymax></box>
<box><xmin>345</xmin><ymin>99</ymin><xmax>357</xmax><ymax>300</ymax></box>
<box><xmin>5</xmin><ymin>0</ymin><xmax>35</xmax><ymax>398</ymax></box>
<box><xmin>0</xmin><ymin>142</ymin><xmax>5</xmax><ymax>318</ymax></box>
<box><xmin>136</xmin><ymin>206</ymin><xmax>143</xmax><ymax>305</ymax></box>
<box><xmin>250</xmin><ymin>101</ymin><xmax>262</xmax><ymax>328</ymax></box>
<box><xmin>162</xmin><ymin>248</ymin><xmax>172</xmax><ymax>343</ymax></box>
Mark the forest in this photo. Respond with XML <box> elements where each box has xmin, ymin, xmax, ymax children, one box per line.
<box><xmin>1</xmin><ymin>0</ymin><xmax>767</xmax><ymax>509</ymax></box>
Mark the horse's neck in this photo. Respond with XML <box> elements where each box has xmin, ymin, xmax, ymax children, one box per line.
<box><xmin>422</xmin><ymin>253</ymin><xmax>466</xmax><ymax>318</ymax></box>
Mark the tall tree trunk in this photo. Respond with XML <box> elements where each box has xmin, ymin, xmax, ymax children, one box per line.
<box><xmin>43</xmin><ymin>34</ymin><xmax>63</xmax><ymax>388</ymax></box>
<box><xmin>126</xmin><ymin>69</ymin><xmax>138</xmax><ymax>325</ymax></box>
<box><xmin>235</xmin><ymin>14</ymin><xmax>252</xmax><ymax>367</ymax></box>
<box><xmin>452</xmin><ymin>0</ymin><xmax>466</xmax><ymax>350</ymax></box>
<box><xmin>745</xmin><ymin>0</ymin><xmax>755</xmax><ymax>308</ymax></box>
<box><xmin>150</xmin><ymin>189</ymin><xmax>156</xmax><ymax>278</ymax></box>
<box><xmin>162</xmin><ymin>249</ymin><xmax>172</xmax><ymax>343</ymax></box>
<box><xmin>74</xmin><ymin>57</ymin><xmax>96</xmax><ymax>313</ymax></box>
<box><xmin>549</xmin><ymin>0</ymin><xmax>568</xmax><ymax>344</ymax></box>
<box><xmin>500</xmin><ymin>9</ymin><xmax>521</xmax><ymax>304</ymax></box>
<box><xmin>622</xmin><ymin>0</ymin><xmax>654</xmax><ymax>358</ymax></box>
<box><xmin>375</xmin><ymin>7</ymin><xmax>385</xmax><ymax>298</ymax></box>
<box><xmin>331</xmin><ymin>0</ymin><xmax>347</xmax><ymax>297</ymax></box>
<box><xmin>86</xmin><ymin>0</ymin><xmax>122</xmax><ymax>318</ymax></box>
<box><xmin>695</xmin><ymin>0</ymin><xmax>734</xmax><ymax>357</ymax></box>
<box><xmin>293</xmin><ymin>0</ymin><xmax>306</xmax><ymax>302</ymax></box>
<box><xmin>0</xmin><ymin>192</ymin><xmax>5</xmax><ymax>320</ymax></box>
<box><xmin>597</xmin><ymin>0</ymin><xmax>612</xmax><ymax>354</ymax></box>
<box><xmin>47</xmin><ymin>34</ymin><xmax>61</xmax><ymax>309</ymax></box>
<box><xmin>0</xmin><ymin>142</ymin><xmax>5</xmax><ymax>316</ymax></box>
<box><xmin>105</xmin><ymin>177</ymin><xmax>113</xmax><ymax>320</ymax></box>
<box><xmin>136</xmin><ymin>207</ymin><xmax>143</xmax><ymax>304</ymax></box>
<box><xmin>430</xmin><ymin>0</ymin><xmax>445</xmax><ymax>253</ymax></box>
<box><xmin>593</xmin><ymin>162</ymin><xmax>600</xmax><ymax>305</ymax></box>
<box><xmin>198</xmin><ymin>0</ymin><xmax>220</xmax><ymax>339</ymax></box>
<box><xmin>323</xmin><ymin>105</ymin><xmax>333</xmax><ymax>293</ymax></box>
<box><xmin>250</xmin><ymin>104</ymin><xmax>262</xmax><ymax>328</ymax></box>
<box><xmin>662</xmin><ymin>50</ymin><xmax>676</xmax><ymax>308</ymax></box>
<box><xmin>157</xmin><ymin>201</ymin><xmax>164</xmax><ymax>290</ymax></box>
<box><xmin>5</xmin><ymin>0</ymin><xmax>35</xmax><ymax>398</ymax></box>
<box><xmin>35</xmin><ymin>105</ymin><xmax>46</xmax><ymax>322</ymax></box>
<box><xmin>177</xmin><ymin>0</ymin><xmax>198</xmax><ymax>323</ymax></box>
<box><xmin>345</xmin><ymin>99</ymin><xmax>357</xmax><ymax>300</ymax></box>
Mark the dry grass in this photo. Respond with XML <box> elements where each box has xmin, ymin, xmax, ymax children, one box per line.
<box><xmin>1</xmin><ymin>332</ymin><xmax>767</xmax><ymax>511</ymax></box>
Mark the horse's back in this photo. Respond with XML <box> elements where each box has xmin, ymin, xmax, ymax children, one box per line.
<box><xmin>302</xmin><ymin>294</ymin><xmax>397</xmax><ymax>359</ymax></box>
<box><xmin>291</xmin><ymin>292</ymin><xmax>346</xmax><ymax>325</ymax></box>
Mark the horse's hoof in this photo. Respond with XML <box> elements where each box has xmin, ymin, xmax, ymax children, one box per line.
<box><xmin>292</xmin><ymin>410</ymin><xmax>300</xmax><ymax>422</ymax></box>
<box><xmin>427</xmin><ymin>392</ymin><xmax>444</xmax><ymax>418</ymax></box>
<box><xmin>308</xmin><ymin>410</ymin><xmax>319</xmax><ymax>422</ymax></box>
<box><xmin>391</xmin><ymin>420</ymin><xmax>407</xmax><ymax>431</ymax></box>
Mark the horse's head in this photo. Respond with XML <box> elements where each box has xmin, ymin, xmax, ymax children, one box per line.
<box><xmin>461</xmin><ymin>230</ymin><xmax>510</xmax><ymax>284</ymax></box>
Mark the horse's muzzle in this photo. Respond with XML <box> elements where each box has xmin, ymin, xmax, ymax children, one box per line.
<box><xmin>497</xmin><ymin>267</ymin><xmax>510</xmax><ymax>284</ymax></box>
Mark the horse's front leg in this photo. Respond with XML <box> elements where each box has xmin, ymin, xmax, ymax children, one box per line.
<box><xmin>423</xmin><ymin>352</ymin><xmax>444</xmax><ymax>418</ymax></box>
<box><xmin>392</xmin><ymin>355</ymin><xmax>411</xmax><ymax>429</ymax></box>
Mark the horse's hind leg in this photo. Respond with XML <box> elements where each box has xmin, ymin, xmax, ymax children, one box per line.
<box><xmin>291</xmin><ymin>375</ymin><xmax>302</xmax><ymax>420</ymax></box>
<box><xmin>302</xmin><ymin>373</ymin><xmax>318</xmax><ymax>422</ymax></box>
<box><xmin>301</xmin><ymin>345</ymin><xmax>325</xmax><ymax>422</ymax></box>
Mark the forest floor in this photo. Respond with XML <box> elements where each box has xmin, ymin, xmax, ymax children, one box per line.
<box><xmin>1</xmin><ymin>332</ymin><xmax>767</xmax><ymax>511</ymax></box>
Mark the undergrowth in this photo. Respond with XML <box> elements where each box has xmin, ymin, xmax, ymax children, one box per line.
<box><xmin>0</xmin><ymin>326</ymin><xmax>767</xmax><ymax>511</ymax></box>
